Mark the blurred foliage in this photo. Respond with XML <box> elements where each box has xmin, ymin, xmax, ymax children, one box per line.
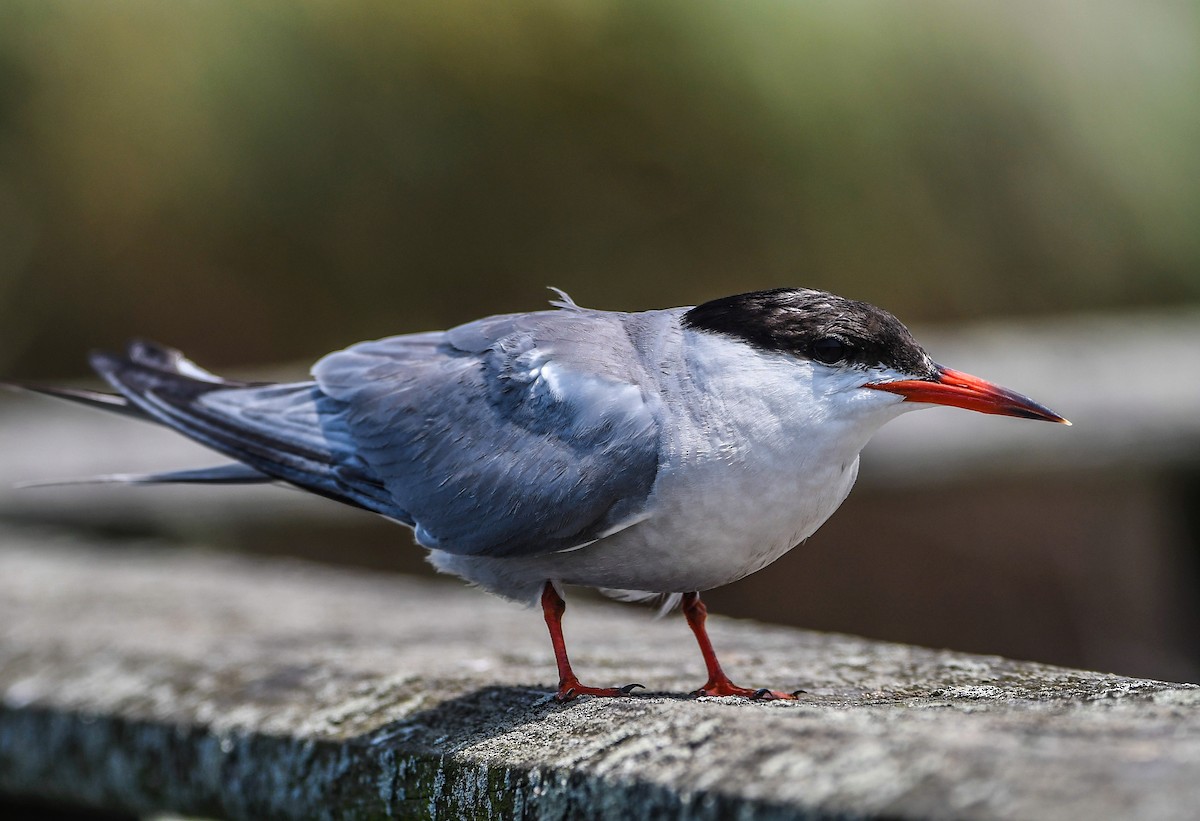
<box><xmin>0</xmin><ymin>0</ymin><xmax>1196</xmax><ymax>377</ymax></box>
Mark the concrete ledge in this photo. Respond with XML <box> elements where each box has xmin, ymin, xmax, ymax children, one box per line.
<box><xmin>2</xmin><ymin>529</ymin><xmax>1199</xmax><ymax>820</ymax></box>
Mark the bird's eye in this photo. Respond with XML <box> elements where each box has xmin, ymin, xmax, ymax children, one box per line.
<box><xmin>812</xmin><ymin>337</ymin><xmax>849</xmax><ymax>365</ymax></box>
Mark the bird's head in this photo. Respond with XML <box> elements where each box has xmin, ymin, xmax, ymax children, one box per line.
<box><xmin>682</xmin><ymin>288</ymin><xmax>1069</xmax><ymax>426</ymax></box>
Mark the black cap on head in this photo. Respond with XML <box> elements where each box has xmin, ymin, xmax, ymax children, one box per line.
<box><xmin>682</xmin><ymin>288</ymin><xmax>936</xmax><ymax>377</ymax></box>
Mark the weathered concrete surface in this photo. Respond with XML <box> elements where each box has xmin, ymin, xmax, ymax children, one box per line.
<box><xmin>1</xmin><ymin>528</ymin><xmax>1198</xmax><ymax>820</ymax></box>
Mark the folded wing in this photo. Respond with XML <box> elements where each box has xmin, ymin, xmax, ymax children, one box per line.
<box><xmin>89</xmin><ymin>308</ymin><xmax>662</xmax><ymax>559</ymax></box>
<box><xmin>313</xmin><ymin>310</ymin><xmax>662</xmax><ymax>557</ymax></box>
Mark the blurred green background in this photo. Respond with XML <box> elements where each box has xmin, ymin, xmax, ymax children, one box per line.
<box><xmin>0</xmin><ymin>0</ymin><xmax>1197</xmax><ymax>377</ymax></box>
<box><xmin>1</xmin><ymin>1</ymin><xmax>1199</xmax><ymax>682</ymax></box>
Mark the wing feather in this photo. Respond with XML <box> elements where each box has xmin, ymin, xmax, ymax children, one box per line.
<box><xmin>84</xmin><ymin>310</ymin><xmax>664</xmax><ymax>560</ymax></box>
<box><xmin>88</xmin><ymin>343</ymin><xmax>394</xmax><ymax>514</ymax></box>
<box><xmin>313</xmin><ymin>311</ymin><xmax>662</xmax><ymax>557</ymax></box>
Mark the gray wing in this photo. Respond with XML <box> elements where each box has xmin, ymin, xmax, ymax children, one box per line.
<box><xmin>312</xmin><ymin>310</ymin><xmax>663</xmax><ymax>558</ymax></box>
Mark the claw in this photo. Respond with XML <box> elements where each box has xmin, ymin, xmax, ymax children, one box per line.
<box><xmin>620</xmin><ymin>683</ymin><xmax>646</xmax><ymax>695</ymax></box>
<box><xmin>691</xmin><ymin>681</ymin><xmax>800</xmax><ymax>700</ymax></box>
<box><xmin>792</xmin><ymin>689</ymin><xmax>807</xmax><ymax>697</ymax></box>
<box><xmin>554</xmin><ymin>679</ymin><xmax>643</xmax><ymax>701</ymax></box>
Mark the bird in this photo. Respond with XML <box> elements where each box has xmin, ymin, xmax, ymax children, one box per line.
<box><xmin>7</xmin><ymin>287</ymin><xmax>1069</xmax><ymax>701</ymax></box>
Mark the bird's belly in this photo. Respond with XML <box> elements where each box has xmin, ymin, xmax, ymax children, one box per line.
<box><xmin>569</xmin><ymin>454</ymin><xmax>859</xmax><ymax>592</ymax></box>
<box><xmin>433</xmin><ymin>450</ymin><xmax>863</xmax><ymax>601</ymax></box>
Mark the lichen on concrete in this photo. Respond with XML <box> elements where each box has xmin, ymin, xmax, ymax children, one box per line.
<box><xmin>1</xmin><ymin>529</ymin><xmax>1199</xmax><ymax>820</ymax></box>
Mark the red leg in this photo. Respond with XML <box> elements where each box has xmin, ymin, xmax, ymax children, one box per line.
<box><xmin>541</xmin><ymin>582</ymin><xmax>643</xmax><ymax>702</ymax></box>
<box><xmin>682</xmin><ymin>592</ymin><xmax>798</xmax><ymax>700</ymax></box>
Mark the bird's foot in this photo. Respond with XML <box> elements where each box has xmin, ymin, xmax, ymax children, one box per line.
<box><xmin>554</xmin><ymin>679</ymin><xmax>645</xmax><ymax>702</ymax></box>
<box><xmin>691</xmin><ymin>679</ymin><xmax>800</xmax><ymax>700</ymax></box>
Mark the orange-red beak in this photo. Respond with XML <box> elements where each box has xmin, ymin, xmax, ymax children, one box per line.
<box><xmin>866</xmin><ymin>366</ymin><xmax>1070</xmax><ymax>424</ymax></box>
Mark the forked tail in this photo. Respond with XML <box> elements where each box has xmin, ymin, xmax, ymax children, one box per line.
<box><xmin>6</xmin><ymin>340</ymin><xmax>394</xmax><ymax>514</ymax></box>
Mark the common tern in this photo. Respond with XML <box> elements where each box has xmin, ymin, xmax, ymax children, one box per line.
<box><xmin>9</xmin><ymin>288</ymin><xmax>1068</xmax><ymax>700</ymax></box>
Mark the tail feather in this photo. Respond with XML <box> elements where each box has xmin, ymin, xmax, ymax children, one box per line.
<box><xmin>120</xmin><ymin>338</ymin><xmax>268</xmax><ymax>388</ymax></box>
<box><xmin>1</xmin><ymin>382</ymin><xmax>152</xmax><ymax>421</ymax></box>
<box><xmin>18</xmin><ymin>463</ymin><xmax>272</xmax><ymax>488</ymax></box>
<box><xmin>1</xmin><ymin>339</ymin><xmax>264</xmax><ymax>421</ymax></box>
<box><xmin>86</xmin><ymin>340</ymin><xmax>394</xmax><ymax>514</ymax></box>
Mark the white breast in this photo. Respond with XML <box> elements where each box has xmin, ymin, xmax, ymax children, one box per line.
<box><xmin>552</xmin><ymin>332</ymin><xmax>872</xmax><ymax>592</ymax></box>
